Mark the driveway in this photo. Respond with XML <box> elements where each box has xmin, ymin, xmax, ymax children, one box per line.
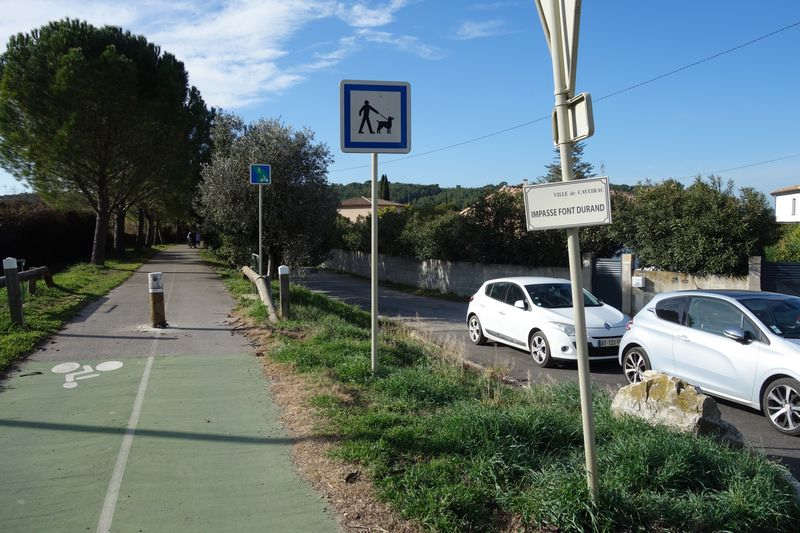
<box><xmin>297</xmin><ymin>270</ymin><xmax>800</xmax><ymax>479</ymax></box>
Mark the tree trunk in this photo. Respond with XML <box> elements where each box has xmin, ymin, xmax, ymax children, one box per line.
<box><xmin>145</xmin><ymin>213</ymin><xmax>154</xmax><ymax>247</ymax></box>
<box><xmin>136</xmin><ymin>208</ymin><xmax>145</xmax><ymax>250</ymax></box>
<box><xmin>113</xmin><ymin>208</ymin><xmax>126</xmax><ymax>256</ymax></box>
<box><xmin>91</xmin><ymin>210</ymin><xmax>109</xmax><ymax>265</ymax></box>
<box><xmin>90</xmin><ymin>184</ymin><xmax>109</xmax><ymax>265</ymax></box>
<box><xmin>268</xmin><ymin>248</ymin><xmax>279</xmax><ymax>280</ymax></box>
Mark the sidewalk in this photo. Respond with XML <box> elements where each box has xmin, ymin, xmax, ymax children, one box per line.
<box><xmin>0</xmin><ymin>246</ymin><xmax>337</xmax><ymax>532</ymax></box>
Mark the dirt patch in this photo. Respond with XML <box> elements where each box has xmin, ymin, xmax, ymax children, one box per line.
<box><xmin>231</xmin><ymin>311</ymin><xmax>420</xmax><ymax>533</ymax></box>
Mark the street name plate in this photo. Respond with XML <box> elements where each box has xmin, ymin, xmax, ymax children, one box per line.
<box><xmin>523</xmin><ymin>176</ymin><xmax>611</xmax><ymax>231</ymax></box>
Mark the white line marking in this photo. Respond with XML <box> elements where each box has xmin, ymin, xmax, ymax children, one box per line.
<box><xmin>96</xmin><ymin>267</ymin><xmax>176</xmax><ymax>532</ymax></box>
<box><xmin>95</xmin><ymin>354</ymin><xmax>153</xmax><ymax>533</ymax></box>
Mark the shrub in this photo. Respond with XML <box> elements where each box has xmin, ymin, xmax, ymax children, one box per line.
<box><xmin>614</xmin><ymin>177</ymin><xmax>778</xmax><ymax>275</ymax></box>
<box><xmin>0</xmin><ymin>196</ymin><xmax>97</xmax><ymax>268</ymax></box>
<box><xmin>766</xmin><ymin>224</ymin><xmax>800</xmax><ymax>262</ymax></box>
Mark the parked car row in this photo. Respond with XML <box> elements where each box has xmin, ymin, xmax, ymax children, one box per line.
<box><xmin>466</xmin><ymin>276</ymin><xmax>800</xmax><ymax>435</ymax></box>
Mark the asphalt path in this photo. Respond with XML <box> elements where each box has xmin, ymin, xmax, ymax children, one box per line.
<box><xmin>0</xmin><ymin>246</ymin><xmax>336</xmax><ymax>533</ymax></box>
<box><xmin>297</xmin><ymin>270</ymin><xmax>800</xmax><ymax>478</ymax></box>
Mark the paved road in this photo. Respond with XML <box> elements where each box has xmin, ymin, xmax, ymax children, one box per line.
<box><xmin>0</xmin><ymin>246</ymin><xmax>337</xmax><ymax>533</ymax></box>
<box><xmin>297</xmin><ymin>270</ymin><xmax>800</xmax><ymax>478</ymax></box>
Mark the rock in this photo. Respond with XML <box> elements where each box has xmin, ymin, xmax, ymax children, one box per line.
<box><xmin>612</xmin><ymin>371</ymin><xmax>741</xmax><ymax>444</ymax></box>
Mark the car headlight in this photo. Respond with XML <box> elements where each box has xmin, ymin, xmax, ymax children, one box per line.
<box><xmin>549</xmin><ymin>322</ymin><xmax>575</xmax><ymax>336</ymax></box>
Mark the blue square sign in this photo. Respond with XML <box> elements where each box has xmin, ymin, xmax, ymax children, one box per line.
<box><xmin>249</xmin><ymin>164</ymin><xmax>271</xmax><ymax>185</ymax></box>
<box><xmin>340</xmin><ymin>80</ymin><xmax>411</xmax><ymax>154</ymax></box>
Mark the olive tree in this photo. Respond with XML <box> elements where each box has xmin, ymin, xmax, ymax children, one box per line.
<box><xmin>197</xmin><ymin>113</ymin><xmax>338</xmax><ymax>270</ymax></box>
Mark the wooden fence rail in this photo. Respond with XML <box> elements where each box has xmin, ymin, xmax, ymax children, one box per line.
<box><xmin>2</xmin><ymin>258</ymin><xmax>54</xmax><ymax>326</ymax></box>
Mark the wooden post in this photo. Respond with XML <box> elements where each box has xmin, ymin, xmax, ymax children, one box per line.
<box><xmin>278</xmin><ymin>265</ymin><xmax>290</xmax><ymax>319</ymax></box>
<box><xmin>4</xmin><ymin>257</ymin><xmax>23</xmax><ymax>326</ymax></box>
<box><xmin>28</xmin><ymin>278</ymin><xmax>37</xmax><ymax>296</ymax></box>
<box><xmin>148</xmin><ymin>272</ymin><xmax>167</xmax><ymax>327</ymax></box>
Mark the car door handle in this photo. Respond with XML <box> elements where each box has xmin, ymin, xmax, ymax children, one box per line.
<box><xmin>676</xmin><ymin>335</ymin><xmax>689</xmax><ymax>342</ymax></box>
<box><xmin>498</xmin><ymin>311</ymin><xmax>506</xmax><ymax>316</ymax></box>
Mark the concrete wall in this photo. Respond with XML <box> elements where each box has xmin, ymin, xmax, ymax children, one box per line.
<box><xmin>631</xmin><ymin>269</ymin><xmax>750</xmax><ymax>313</ymax></box>
<box><xmin>323</xmin><ymin>249</ymin><xmax>575</xmax><ymax>297</ymax></box>
<box><xmin>325</xmin><ymin>249</ymin><xmax>764</xmax><ymax>312</ymax></box>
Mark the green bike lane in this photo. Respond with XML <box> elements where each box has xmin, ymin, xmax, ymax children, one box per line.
<box><xmin>0</xmin><ymin>246</ymin><xmax>337</xmax><ymax>532</ymax></box>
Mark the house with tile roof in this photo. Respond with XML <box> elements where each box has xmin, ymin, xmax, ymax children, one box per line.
<box><xmin>771</xmin><ymin>185</ymin><xmax>800</xmax><ymax>223</ymax></box>
<box><xmin>338</xmin><ymin>196</ymin><xmax>407</xmax><ymax>222</ymax></box>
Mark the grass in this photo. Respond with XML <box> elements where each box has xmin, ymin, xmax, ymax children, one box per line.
<box><xmin>213</xmin><ymin>255</ymin><xmax>800</xmax><ymax>532</ymax></box>
<box><xmin>0</xmin><ymin>247</ymin><xmax>163</xmax><ymax>371</ymax></box>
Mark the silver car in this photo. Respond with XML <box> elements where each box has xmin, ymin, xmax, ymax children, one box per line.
<box><xmin>619</xmin><ymin>290</ymin><xmax>800</xmax><ymax>435</ymax></box>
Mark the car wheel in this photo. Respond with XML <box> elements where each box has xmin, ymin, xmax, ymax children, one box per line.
<box><xmin>762</xmin><ymin>378</ymin><xmax>800</xmax><ymax>436</ymax></box>
<box><xmin>529</xmin><ymin>331</ymin><xmax>553</xmax><ymax>368</ymax></box>
<box><xmin>622</xmin><ymin>346</ymin><xmax>651</xmax><ymax>384</ymax></box>
<box><xmin>468</xmin><ymin>314</ymin><xmax>486</xmax><ymax>345</ymax></box>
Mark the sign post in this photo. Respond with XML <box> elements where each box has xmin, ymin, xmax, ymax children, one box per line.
<box><xmin>250</xmin><ymin>164</ymin><xmax>272</xmax><ymax>276</ymax></box>
<box><xmin>533</xmin><ymin>0</ymin><xmax>599</xmax><ymax>500</ymax></box>
<box><xmin>340</xmin><ymin>80</ymin><xmax>411</xmax><ymax>374</ymax></box>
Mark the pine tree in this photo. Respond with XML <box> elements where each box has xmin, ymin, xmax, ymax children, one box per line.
<box><xmin>379</xmin><ymin>174</ymin><xmax>391</xmax><ymax>201</ymax></box>
<box><xmin>540</xmin><ymin>142</ymin><xmax>595</xmax><ymax>183</ymax></box>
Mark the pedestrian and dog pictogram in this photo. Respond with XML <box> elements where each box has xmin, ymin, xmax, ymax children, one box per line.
<box><xmin>340</xmin><ymin>80</ymin><xmax>410</xmax><ymax>153</ymax></box>
<box><xmin>357</xmin><ymin>100</ymin><xmax>394</xmax><ymax>134</ymax></box>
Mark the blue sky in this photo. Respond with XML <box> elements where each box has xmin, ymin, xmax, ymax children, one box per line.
<box><xmin>0</xmin><ymin>1</ymin><xmax>798</xmax><ymax>201</ymax></box>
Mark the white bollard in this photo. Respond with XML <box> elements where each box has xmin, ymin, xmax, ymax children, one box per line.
<box><xmin>3</xmin><ymin>257</ymin><xmax>23</xmax><ymax>326</ymax></box>
<box><xmin>278</xmin><ymin>265</ymin><xmax>290</xmax><ymax>319</ymax></box>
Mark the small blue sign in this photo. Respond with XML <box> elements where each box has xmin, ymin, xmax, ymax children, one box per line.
<box><xmin>250</xmin><ymin>164</ymin><xmax>271</xmax><ymax>185</ymax></box>
<box><xmin>340</xmin><ymin>80</ymin><xmax>411</xmax><ymax>154</ymax></box>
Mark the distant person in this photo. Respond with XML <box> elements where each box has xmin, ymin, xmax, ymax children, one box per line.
<box><xmin>195</xmin><ymin>232</ymin><xmax>201</xmax><ymax>248</ymax></box>
<box><xmin>358</xmin><ymin>100</ymin><xmax>381</xmax><ymax>134</ymax></box>
<box><xmin>187</xmin><ymin>230</ymin><xmax>194</xmax><ymax>248</ymax></box>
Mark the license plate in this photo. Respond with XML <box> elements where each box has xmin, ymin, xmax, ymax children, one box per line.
<box><xmin>598</xmin><ymin>338</ymin><xmax>621</xmax><ymax>348</ymax></box>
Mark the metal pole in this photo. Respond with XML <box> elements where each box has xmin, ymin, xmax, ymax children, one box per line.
<box><xmin>371</xmin><ymin>152</ymin><xmax>379</xmax><ymax>374</ymax></box>
<box><xmin>258</xmin><ymin>184</ymin><xmax>263</xmax><ymax>276</ymax></box>
<box><xmin>549</xmin><ymin>0</ymin><xmax>598</xmax><ymax>500</ymax></box>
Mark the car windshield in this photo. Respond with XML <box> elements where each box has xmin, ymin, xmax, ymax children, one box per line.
<box><xmin>740</xmin><ymin>296</ymin><xmax>800</xmax><ymax>339</ymax></box>
<box><xmin>525</xmin><ymin>283</ymin><xmax>602</xmax><ymax>308</ymax></box>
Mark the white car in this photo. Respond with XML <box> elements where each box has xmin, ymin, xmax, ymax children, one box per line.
<box><xmin>619</xmin><ymin>290</ymin><xmax>800</xmax><ymax>435</ymax></box>
<box><xmin>466</xmin><ymin>277</ymin><xmax>629</xmax><ymax>367</ymax></box>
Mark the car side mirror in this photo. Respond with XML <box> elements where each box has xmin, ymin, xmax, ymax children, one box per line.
<box><xmin>723</xmin><ymin>327</ymin><xmax>749</xmax><ymax>343</ymax></box>
<box><xmin>514</xmin><ymin>299</ymin><xmax>528</xmax><ymax>311</ymax></box>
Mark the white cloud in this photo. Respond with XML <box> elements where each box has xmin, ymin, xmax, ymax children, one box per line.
<box><xmin>455</xmin><ymin>18</ymin><xmax>507</xmax><ymax>40</ymax></box>
<box><xmin>469</xmin><ymin>1</ymin><xmax>522</xmax><ymax>11</ymax></box>
<box><xmin>0</xmin><ymin>0</ymin><xmax>437</xmax><ymax>109</ymax></box>
<box><xmin>356</xmin><ymin>28</ymin><xmax>444</xmax><ymax>60</ymax></box>
<box><xmin>335</xmin><ymin>0</ymin><xmax>408</xmax><ymax>28</ymax></box>
<box><xmin>297</xmin><ymin>35</ymin><xmax>360</xmax><ymax>72</ymax></box>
